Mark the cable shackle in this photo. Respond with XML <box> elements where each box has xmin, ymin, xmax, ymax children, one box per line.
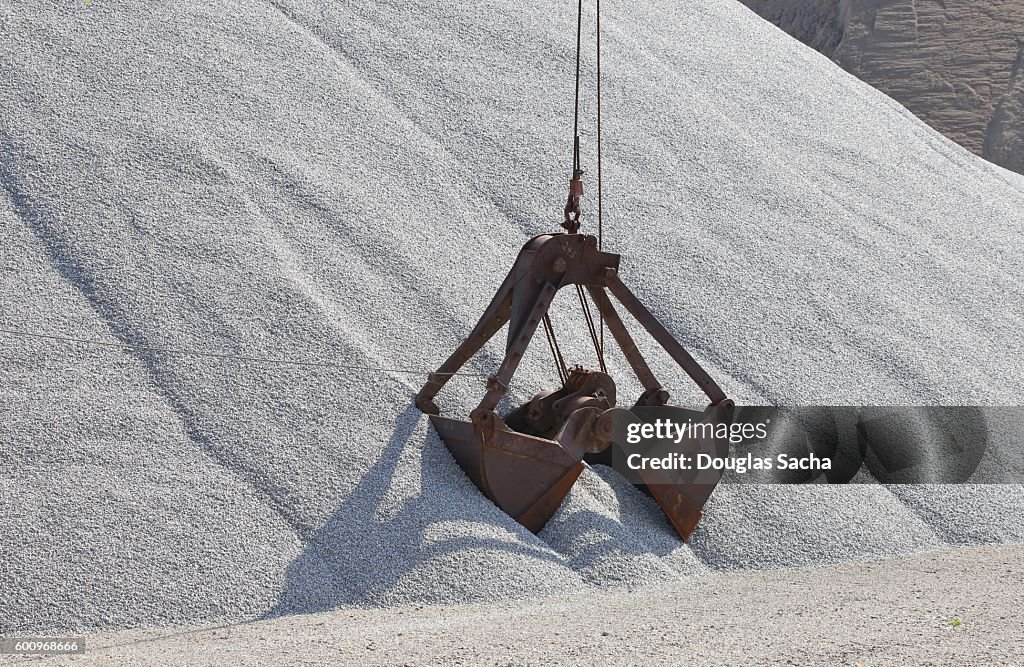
<box><xmin>562</xmin><ymin>137</ymin><xmax>584</xmax><ymax>233</ymax></box>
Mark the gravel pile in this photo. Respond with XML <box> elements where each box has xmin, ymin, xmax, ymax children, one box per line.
<box><xmin>1</xmin><ymin>0</ymin><xmax>1022</xmax><ymax>633</ymax></box>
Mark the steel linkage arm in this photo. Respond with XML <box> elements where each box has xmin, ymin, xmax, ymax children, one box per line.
<box><xmin>605</xmin><ymin>273</ymin><xmax>729</xmax><ymax>406</ymax></box>
<box><xmin>415</xmin><ymin>268</ymin><xmax>516</xmax><ymax>415</ymax></box>
<box><xmin>585</xmin><ymin>285</ymin><xmax>663</xmax><ymax>398</ymax></box>
<box><xmin>476</xmin><ymin>282</ymin><xmax>558</xmax><ymax>413</ymax></box>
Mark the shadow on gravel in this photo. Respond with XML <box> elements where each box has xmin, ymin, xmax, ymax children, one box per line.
<box><xmin>264</xmin><ymin>404</ymin><xmax>571</xmax><ymax>619</ymax></box>
<box><xmin>536</xmin><ymin>466</ymin><xmax>694</xmax><ymax>574</ymax></box>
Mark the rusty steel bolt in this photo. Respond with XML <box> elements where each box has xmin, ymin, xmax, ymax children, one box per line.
<box><xmin>552</xmin><ymin>257</ymin><xmax>567</xmax><ymax>273</ymax></box>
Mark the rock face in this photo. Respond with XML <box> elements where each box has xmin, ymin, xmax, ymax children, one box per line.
<box><xmin>740</xmin><ymin>0</ymin><xmax>1024</xmax><ymax>174</ymax></box>
<box><xmin>985</xmin><ymin>47</ymin><xmax>1024</xmax><ymax>173</ymax></box>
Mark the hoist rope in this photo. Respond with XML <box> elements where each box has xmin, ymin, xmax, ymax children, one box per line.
<box><xmin>576</xmin><ymin>285</ymin><xmax>606</xmax><ymax>373</ymax></box>
<box><xmin>596</xmin><ymin>0</ymin><xmax>605</xmax><ymax>359</ymax></box>
<box><xmin>554</xmin><ymin>0</ymin><xmax>608</xmax><ymax>381</ymax></box>
<box><xmin>542</xmin><ymin>313</ymin><xmax>569</xmax><ymax>384</ymax></box>
<box><xmin>571</xmin><ymin>0</ymin><xmax>583</xmax><ymax>177</ymax></box>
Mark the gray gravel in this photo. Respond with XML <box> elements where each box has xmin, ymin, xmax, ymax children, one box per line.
<box><xmin>1</xmin><ymin>0</ymin><xmax>1023</xmax><ymax>634</ymax></box>
<box><xmin>9</xmin><ymin>545</ymin><xmax>1023</xmax><ymax>667</ymax></box>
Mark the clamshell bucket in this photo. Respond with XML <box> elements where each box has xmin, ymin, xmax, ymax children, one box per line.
<box><xmin>601</xmin><ymin>403</ymin><xmax>735</xmax><ymax>540</ymax></box>
<box><xmin>416</xmin><ymin>233</ymin><xmax>733</xmax><ymax>540</ymax></box>
<box><xmin>430</xmin><ymin>411</ymin><xmax>587</xmax><ymax>532</ymax></box>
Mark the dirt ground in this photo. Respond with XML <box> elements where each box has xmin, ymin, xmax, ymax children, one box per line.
<box><xmin>6</xmin><ymin>544</ymin><xmax>1022</xmax><ymax>666</ymax></box>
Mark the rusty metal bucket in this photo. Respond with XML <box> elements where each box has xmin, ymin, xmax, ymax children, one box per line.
<box><xmin>416</xmin><ymin>233</ymin><xmax>734</xmax><ymax>540</ymax></box>
<box><xmin>596</xmin><ymin>404</ymin><xmax>734</xmax><ymax>540</ymax></box>
<box><xmin>431</xmin><ymin>412</ymin><xmax>586</xmax><ymax>532</ymax></box>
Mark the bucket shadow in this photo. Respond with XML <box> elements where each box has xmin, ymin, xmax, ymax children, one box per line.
<box><xmin>265</xmin><ymin>403</ymin><xmax>572</xmax><ymax>619</ymax></box>
<box><xmin>537</xmin><ymin>465</ymin><xmax>696</xmax><ymax>574</ymax></box>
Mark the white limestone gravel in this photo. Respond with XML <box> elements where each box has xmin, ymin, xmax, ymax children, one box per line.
<box><xmin>1</xmin><ymin>0</ymin><xmax>1022</xmax><ymax>634</ymax></box>
<box><xmin>18</xmin><ymin>545</ymin><xmax>1024</xmax><ymax>667</ymax></box>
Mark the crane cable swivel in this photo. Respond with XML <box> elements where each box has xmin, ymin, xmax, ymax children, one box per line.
<box><xmin>562</xmin><ymin>0</ymin><xmax>587</xmax><ymax>235</ymax></box>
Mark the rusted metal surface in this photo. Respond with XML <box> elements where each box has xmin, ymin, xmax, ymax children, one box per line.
<box><xmin>605</xmin><ymin>273</ymin><xmax>729</xmax><ymax>406</ymax></box>
<box><xmin>585</xmin><ymin>285</ymin><xmax>661</xmax><ymax>394</ymax></box>
<box><xmin>562</xmin><ymin>169</ymin><xmax>584</xmax><ymax>233</ymax></box>
<box><xmin>416</xmin><ymin>232</ymin><xmax>733</xmax><ymax>541</ymax></box>
<box><xmin>505</xmin><ymin>367</ymin><xmax>615</xmax><ymax>440</ymax></box>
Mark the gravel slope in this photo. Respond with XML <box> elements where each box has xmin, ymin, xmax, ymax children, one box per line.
<box><xmin>1</xmin><ymin>0</ymin><xmax>1022</xmax><ymax>633</ymax></box>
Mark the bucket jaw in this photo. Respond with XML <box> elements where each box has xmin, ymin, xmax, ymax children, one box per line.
<box><xmin>417</xmin><ymin>233</ymin><xmax>733</xmax><ymax>540</ymax></box>
<box><xmin>429</xmin><ymin>404</ymin><xmax>606</xmax><ymax>532</ymax></box>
